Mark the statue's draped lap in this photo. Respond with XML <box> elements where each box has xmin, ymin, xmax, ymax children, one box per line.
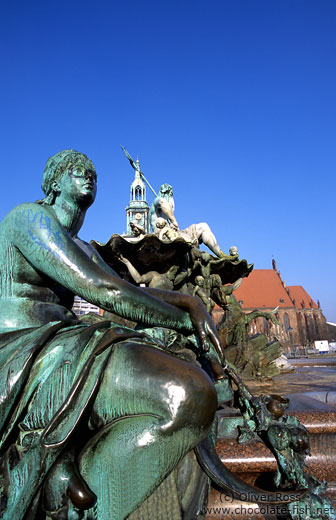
<box><xmin>0</xmin><ymin>316</ymin><xmax>154</xmax><ymax>517</ymax></box>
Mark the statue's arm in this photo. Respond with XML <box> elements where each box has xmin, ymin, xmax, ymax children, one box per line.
<box><xmin>8</xmin><ymin>203</ymin><xmax>192</xmax><ymax>331</ymax></box>
<box><xmin>173</xmin><ymin>268</ymin><xmax>188</xmax><ymax>286</ymax></box>
<box><xmin>118</xmin><ymin>254</ymin><xmax>150</xmax><ymax>285</ymax></box>
<box><xmin>73</xmin><ymin>238</ymin><xmax>120</xmax><ymax>277</ymax></box>
<box><xmin>245</xmin><ymin>310</ymin><xmax>280</xmax><ymax>326</ymax></box>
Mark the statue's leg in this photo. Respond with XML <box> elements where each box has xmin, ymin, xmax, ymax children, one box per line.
<box><xmin>194</xmin><ymin>223</ymin><xmax>224</xmax><ymax>257</ymax></box>
<box><xmin>79</xmin><ymin>340</ymin><xmax>218</xmax><ymax>520</ymax></box>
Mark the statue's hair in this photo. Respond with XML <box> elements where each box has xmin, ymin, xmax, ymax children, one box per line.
<box><xmin>158</xmin><ymin>183</ymin><xmax>173</xmax><ymax>196</ymax></box>
<box><xmin>36</xmin><ymin>149</ymin><xmax>95</xmax><ymax>205</ymax></box>
<box><xmin>195</xmin><ymin>275</ymin><xmax>205</xmax><ymax>285</ymax></box>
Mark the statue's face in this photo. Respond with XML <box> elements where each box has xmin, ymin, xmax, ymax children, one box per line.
<box><xmin>57</xmin><ymin>163</ymin><xmax>97</xmax><ymax>207</ymax></box>
<box><xmin>155</xmin><ymin>217</ymin><xmax>167</xmax><ymax>229</ymax></box>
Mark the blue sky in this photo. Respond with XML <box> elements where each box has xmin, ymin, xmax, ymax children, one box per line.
<box><xmin>1</xmin><ymin>0</ymin><xmax>336</xmax><ymax>322</ymax></box>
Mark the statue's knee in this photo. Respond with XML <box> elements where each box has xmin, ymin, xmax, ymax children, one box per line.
<box><xmin>163</xmin><ymin>366</ymin><xmax>217</xmax><ymax>434</ymax></box>
<box><xmin>188</xmin><ymin>368</ymin><xmax>218</xmax><ymax>428</ymax></box>
<box><xmin>92</xmin><ymin>343</ymin><xmax>217</xmax><ymax>439</ymax></box>
<box><xmin>196</xmin><ymin>222</ymin><xmax>210</xmax><ymax>233</ymax></box>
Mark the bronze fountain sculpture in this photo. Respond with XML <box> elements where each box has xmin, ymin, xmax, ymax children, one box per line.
<box><xmin>0</xmin><ymin>149</ymin><xmax>334</xmax><ymax>520</ymax></box>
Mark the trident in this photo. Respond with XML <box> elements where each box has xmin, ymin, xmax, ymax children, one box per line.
<box><xmin>121</xmin><ymin>145</ymin><xmax>158</xmax><ymax>197</ymax></box>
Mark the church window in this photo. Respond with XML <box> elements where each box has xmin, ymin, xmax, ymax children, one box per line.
<box><xmin>134</xmin><ymin>186</ymin><xmax>142</xmax><ymax>200</ymax></box>
<box><xmin>283</xmin><ymin>312</ymin><xmax>291</xmax><ymax>331</ymax></box>
<box><xmin>262</xmin><ymin>317</ymin><xmax>269</xmax><ymax>332</ymax></box>
<box><xmin>313</xmin><ymin>313</ymin><xmax>319</xmax><ymax>337</ymax></box>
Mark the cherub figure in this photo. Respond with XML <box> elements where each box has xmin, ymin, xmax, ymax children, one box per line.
<box><xmin>193</xmin><ymin>275</ymin><xmax>214</xmax><ymax>315</ymax></box>
<box><xmin>130</xmin><ymin>220</ymin><xmax>146</xmax><ymax>237</ymax></box>
<box><xmin>229</xmin><ymin>245</ymin><xmax>240</xmax><ymax>261</ymax></box>
<box><xmin>117</xmin><ymin>253</ymin><xmax>178</xmax><ymax>290</ymax></box>
<box><xmin>154</xmin><ymin>217</ymin><xmax>197</xmax><ymax>246</ymax></box>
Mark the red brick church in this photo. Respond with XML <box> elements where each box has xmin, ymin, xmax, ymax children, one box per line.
<box><xmin>222</xmin><ymin>259</ymin><xmax>330</xmax><ymax>353</ymax></box>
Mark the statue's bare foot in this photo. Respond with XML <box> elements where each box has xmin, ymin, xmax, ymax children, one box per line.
<box><xmin>68</xmin><ymin>470</ymin><xmax>97</xmax><ymax>510</ymax></box>
<box><xmin>42</xmin><ymin>451</ymin><xmax>96</xmax><ymax>519</ymax></box>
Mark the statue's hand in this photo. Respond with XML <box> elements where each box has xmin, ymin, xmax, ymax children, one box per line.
<box><xmin>187</xmin><ymin>297</ymin><xmax>224</xmax><ymax>363</ymax></box>
<box><xmin>139</xmin><ymin>287</ymin><xmax>224</xmax><ymax>365</ymax></box>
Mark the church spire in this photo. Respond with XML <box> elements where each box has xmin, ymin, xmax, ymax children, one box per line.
<box><xmin>125</xmin><ymin>157</ymin><xmax>149</xmax><ymax>235</ymax></box>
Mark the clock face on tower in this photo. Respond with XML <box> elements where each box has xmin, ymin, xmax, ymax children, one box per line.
<box><xmin>135</xmin><ymin>213</ymin><xmax>142</xmax><ymax>220</ymax></box>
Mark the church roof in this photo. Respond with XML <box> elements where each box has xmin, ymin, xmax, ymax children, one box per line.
<box><xmin>234</xmin><ymin>269</ymin><xmax>294</xmax><ymax>309</ymax></box>
<box><xmin>286</xmin><ymin>285</ymin><xmax>318</xmax><ymax>310</ymax></box>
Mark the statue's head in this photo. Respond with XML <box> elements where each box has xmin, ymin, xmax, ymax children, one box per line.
<box><xmin>158</xmin><ymin>183</ymin><xmax>173</xmax><ymax>199</ymax></box>
<box><xmin>201</xmin><ymin>252</ymin><xmax>212</xmax><ymax>264</ymax></box>
<box><xmin>195</xmin><ymin>275</ymin><xmax>205</xmax><ymax>287</ymax></box>
<box><xmin>229</xmin><ymin>246</ymin><xmax>238</xmax><ymax>256</ymax></box>
<box><xmin>37</xmin><ymin>150</ymin><xmax>96</xmax><ymax>207</ymax></box>
<box><xmin>155</xmin><ymin>217</ymin><xmax>169</xmax><ymax>230</ymax></box>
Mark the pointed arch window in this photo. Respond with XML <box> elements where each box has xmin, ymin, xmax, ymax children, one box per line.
<box><xmin>283</xmin><ymin>313</ymin><xmax>291</xmax><ymax>331</ymax></box>
<box><xmin>134</xmin><ymin>185</ymin><xmax>143</xmax><ymax>201</ymax></box>
<box><xmin>262</xmin><ymin>317</ymin><xmax>269</xmax><ymax>332</ymax></box>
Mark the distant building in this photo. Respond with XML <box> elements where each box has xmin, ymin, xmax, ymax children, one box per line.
<box><xmin>327</xmin><ymin>322</ymin><xmax>336</xmax><ymax>341</ymax></box>
<box><xmin>72</xmin><ymin>296</ymin><xmax>102</xmax><ymax>317</ymax></box>
<box><xmin>231</xmin><ymin>260</ymin><xmax>330</xmax><ymax>353</ymax></box>
<box><xmin>125</xmin><ymin>159</ymin><xmax>149</xmax><ymax>235</ymax></box>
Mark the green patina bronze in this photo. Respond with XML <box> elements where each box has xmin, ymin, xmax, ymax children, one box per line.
<box><xmin>216</xmin><ymin>279</ymin><xmax>282</xmax><ymax>378</ymax></box>
<box><xmin>0</xmin><ymin>149</ymin><xmax>334</xmax><ymax>520</ymax></box>
<box><xmin>0</xmin><ymin>150</ymin><xmax>224</xmax><ymax>519</ymax></box>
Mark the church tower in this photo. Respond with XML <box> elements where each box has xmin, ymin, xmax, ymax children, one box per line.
<box><xmin>125</xmin><ymin>159</ymin><xmax>149</xmax><ymax>234</ymax></box>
